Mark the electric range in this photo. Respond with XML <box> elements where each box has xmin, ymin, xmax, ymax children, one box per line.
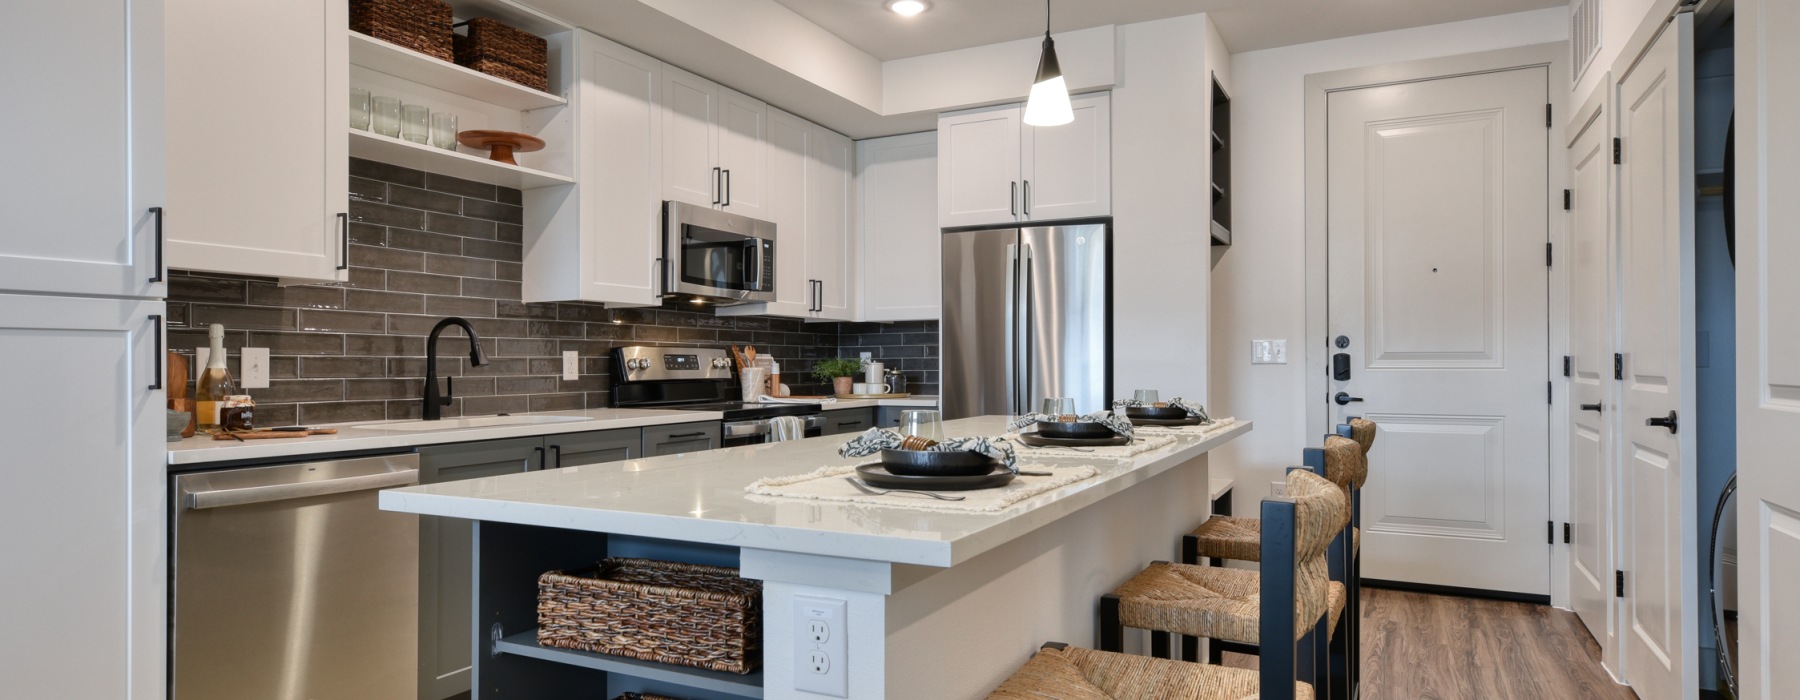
<box><xmin>609</xmin><ymin>345</ymin><xmax>825</xmax><ymax>444</ymax></box>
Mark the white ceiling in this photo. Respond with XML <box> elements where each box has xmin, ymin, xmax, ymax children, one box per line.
<box><xmin>768</xmin><ymin>0</ymin><xmax>1568</xmax><ymax>58</ymax></box>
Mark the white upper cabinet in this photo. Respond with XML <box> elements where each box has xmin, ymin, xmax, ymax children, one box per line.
<box><xmin>938</xmin><ymin>93</ymin><xmax>1110</xmax><ymax>228</ymax></box>
<box><xmin>0</xmin><ymin>0</ymin><xmax>164</xmax><ymax>299</ymax></box>
<box><xmin>523</xmin><ymin>31</ymin><xmax>661</xmax><ymax>307</ymax></box>
<box><xmin>859</xmin><ymin>132</ymin><xmax>940</xmax><ymax>322</ymax></box>
<box><xmin>760</xmin><ymin>108</ymin><xmax>813</xmax><ymax>315</ymax></box>
<box><xmin>166</xmin><ymin>0</ymin><xmax>348</xmax><ymax>283</ymax></box>
<box><xmin>938</xmin><ymin>104</ymin><xmax>1023</xmax><ymax>228</ymax></box>
<box><xmin>809</xmin><ymin>128</ymin><xmax>855</xmax><ymax>320</ymax></box>
<box><xmin>1022</xmin><ymin>93</ymin><xmax>1111</xmax><ymax>221</ymax></box>
<box><xmin>660</xmin><ymin>65</ymin><xmax>767</xmax><ymax>217</ymax></box>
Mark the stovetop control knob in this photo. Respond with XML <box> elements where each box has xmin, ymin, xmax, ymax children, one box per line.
<box><xmin>711</xmin><ymin>357</ymin><xmax>729</xmax><ymax>369</ymax></box>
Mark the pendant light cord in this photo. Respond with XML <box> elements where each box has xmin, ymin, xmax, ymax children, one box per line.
<box><xmin>1045</xmin><ymin>0</ymin><xmax>1052</xmax><ymax>37</ymax></box>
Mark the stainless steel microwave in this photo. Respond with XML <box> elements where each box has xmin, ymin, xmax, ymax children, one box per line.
<box><xmin>662</xmin><ymin>201</ymin><xmax>777</xmax><ymax>305</ymax></box>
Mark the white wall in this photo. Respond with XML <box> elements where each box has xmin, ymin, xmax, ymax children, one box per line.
<box><xmin>1110</xmin><ymin>13</ymin><xmax>1222</xmax><ymax>406</ymax></box>
<box><xmin>1208</xmin><ymin>8</ymin><xmax>1567</xmax><ymax>512</ymax></box>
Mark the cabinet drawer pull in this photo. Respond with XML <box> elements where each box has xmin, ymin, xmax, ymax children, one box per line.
<box><xmin>549</xmin><ymin>444</ymin><xmax>563</xmax><ymax>469</ymax></box>
<box><xmin>534</xmin><ymin>445</ymin><xmax>546</xmax><ymax>470</ymax></box>
<box><xmin>149</xmin><ymin>207</ymin><xmax>165</xmax><ymax>283</ymax></box>
<box><xmin>148</xmin><ymin>314</ymin><xmax>164</xmax><ymax>391</ymax></box>
<box><xmin>838</xmin><ymin>421</ymin><xmax>863</xmax><ymax>428</ymax></box>
<box><xmin>665</xmin><ymin>431</ymin><xmax>708</xmax><ymax>439</ymax></box>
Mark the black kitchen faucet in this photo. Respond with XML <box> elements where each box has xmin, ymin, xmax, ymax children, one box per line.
<box><xmin>423</xmin><ymin>317</ymin><xmax>489</xmax><ymax>420</ymax></box>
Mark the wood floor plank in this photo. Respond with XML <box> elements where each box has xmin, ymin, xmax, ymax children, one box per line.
<box><xmin>1225</xmin><ymin>587</ymin><xmax>1639</xmax><ymax>700</ymax></box>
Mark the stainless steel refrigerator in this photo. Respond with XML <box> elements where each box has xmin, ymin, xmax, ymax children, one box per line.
<box><xmin>941</xmin><ymin>220</ymin><xmax>1111</xmax><ymax>419</ymax></box>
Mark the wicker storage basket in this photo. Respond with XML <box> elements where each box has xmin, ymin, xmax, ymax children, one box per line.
<box><xmin>454</xmin><ymin>17</ymin><xmax>549</xmax><ymax>92</ymax></box>
<box><xmin>350</xmin><ymin>0</ymin><xmax>454</xmax><ymax>62</ymax></box>
<box><xmin>538</xmin><ymin>558</ymin><xmax>762</xmax><ymax>674</ymax></box>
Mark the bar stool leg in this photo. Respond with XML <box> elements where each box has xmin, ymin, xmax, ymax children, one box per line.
<box><xmin>1182</xmin><ymin>634</ymin><xmax>1200</xmax><ymax>662</ymax></box>
<box><xmin>1152</xmin><ymin>630</ymin><xmax>1173</xmax><ymax>659</ymax></box>
<box><xmin>1099</xmin><ymin>595</ymin><xmax>1124</xmax><ymax>653</ymax></box>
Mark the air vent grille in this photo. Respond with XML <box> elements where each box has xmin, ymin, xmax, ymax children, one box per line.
<box><xmin>1572</xmin><ymin>0</ymin><xmax>1602</xmax><ymax>82</ymax></box>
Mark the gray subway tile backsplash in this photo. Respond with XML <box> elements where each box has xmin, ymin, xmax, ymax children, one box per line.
<box><xmin>166</xmin><ymin>157</ymin><xmax>938</xmax><ymax>426</ymax></box>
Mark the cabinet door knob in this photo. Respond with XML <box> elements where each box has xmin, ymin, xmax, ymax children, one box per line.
<box><xmin>1646</xmin><ymin>410</ymin><xmax>1678</xmax><ymax>433</ymax></box>
<box><xmin>1580</xmin><ymin>403</ymin><xmax>1603</xmax><ymax>413</ymax></box>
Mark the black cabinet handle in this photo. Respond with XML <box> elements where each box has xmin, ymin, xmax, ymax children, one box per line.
<box><xmin>713</xmin><ymin>167</ymin><xmax>722</xmax><ymax>205</ymax></box>
<box><xmin>1580</xmin><ymin>403</ymin><xmax>1604</xmax><ymax>413</ymax></box>
<box><xmin>1334</xmin><ymin>392</ymin><xmax>1363</xmax><ymax>406</ymax></box>
<box><xmin>1023</xmin><ymin>180</ymin><xmax>1031</xmax><ymax>216</ymax></box>
<box><xmin>337</xmin><ymin>212</ymin><xmax>349</xmax><ymax>270</ymax></box>
<box><xmin>1646</xmin><ymin>410</ymin><xmax>1678</xmax><ymax>434</ymax></box>
<box><xmin>723</xmin><ymin>169</ymin><xmax>732</xmax><ymax>206</ymax></box>
<box><xmin>1011</xmin><ymin>181</ymin><xmax>1018</xmax><ymax>216</ymax></box>
<box><xmin>148</xmin><ymin>207</ymin><xmax>165</xmax><ymax>283</ymax></box>
<box><xmin>666</xmin><ymin>432</ymin><xmax>708</xmax><ymax>439</ymax></box>
<box><xmin>548</xmin><ymin>444</ymin><xmax>563</xmax><ymax>469</ymax></box>
<box><xmin>147</xmin><ymin>314</ymin><xmax>164</xmax><ymax>391</ymax></box>
<box><xmin>533</xmin><ymin>446</ymin><xmax>546</xmax><ymax>470</ymax></box>
<box><xmin>838</xmin><ymin>421</ymin><xmax>864</xmax><ymax>428</ymax></box>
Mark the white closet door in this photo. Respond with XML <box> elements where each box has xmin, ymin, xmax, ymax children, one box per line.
<box><xmin>166</xmin><ymin>0</ymin><xmax>347</xmax><ymax>282</ymax></box>
<box><xmin>1732</xmin><ymin>1</ymin><xmax>1800</xmax><ymax>697</ymax></box>
<box><xmin>0</xmin><ymin>0</ymin><xmax>164</xmax><ymax>298</ymax></box>
<box><xmin>1615</xmin><ymin>14</ymin><xmax>1698</xmax><ymax>700</ymax></box>
<box><xmin>661</xmin><ymin>65</ymin><xmax>720</xmax><ymax>208</ymax></box>
<box><xmin>1021</xmin><ymin>92</ymin><xmax>1110</xmax><ymax>221</ymax></box>
<box><xmin>1566</xmin><ymin>87</ymin><xmax>1620</xmax><ymax>674</ymax></box>
<box><xmin>0</xmin><ymin>295</ymin><xmax>165</xmax><ymax>699</ymax></box>
<box><xmin>938</xmin><ymin>105</ymin><xmax>1022</xmax><ymax>228</ymax></box>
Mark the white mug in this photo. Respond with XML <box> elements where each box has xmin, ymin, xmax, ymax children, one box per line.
<box><xmin>864</xmin><ymin>361</ymin><xmax>885</xmax><ymax>385</ymax></box>
<box><xmin>853</xmin><ymin>382</ymin><xmax>891</xmax><ymax>395</ymax></box>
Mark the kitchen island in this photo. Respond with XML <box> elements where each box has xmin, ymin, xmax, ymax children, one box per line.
<box><xmin>380</xmin><ymin>415</ymin><xmax>1250</xmax><ymax>698</ymax></box>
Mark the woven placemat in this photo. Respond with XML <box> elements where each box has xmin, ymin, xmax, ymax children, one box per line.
<box><xmin>745</xmin><ymin>464</ymin><xmax>1098</xmax><ymax>514</ymax></box>
<box><xmin>1131</xmin><ymin>416</ymin><xmax>1238</xmax><ymax>437</ymax></box>
<box><xmin>1006</xmin><ymin>433</ymin><xmax>1178</xmax><ymax>461</ymax></box>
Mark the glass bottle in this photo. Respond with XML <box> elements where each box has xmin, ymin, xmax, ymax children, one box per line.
<box><xmin>195</xmin><ymin>324</ymin><xmax>236</xmax><ymax>431</ymax></box>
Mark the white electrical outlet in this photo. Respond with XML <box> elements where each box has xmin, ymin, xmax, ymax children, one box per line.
<box><xmin>1252</xmin><ymin>339</ymin><xmax>1288</xmax><ymax>364</ymax></box>
<box><xmin>562</xmin><ymin>351</ymin><xmax>580</xmax><ymax>380</ymax></box>
<box><xmin>240</xmin><ymin>348</ymin><xmax>270</xmax><ymax>389</ymax></box>
<box><xmin>793</xmin><ymin>595</ymin><xmax>847</xmax><ymax>696</ymax></box>
<box><xmin>858</xmin><ymin>351</ymin><xmax>872</xmax><ymax>362</ymax></box>
<box><xmin>1271</xmin><ymin>481</ymin><xmax>1288</xmax><ymax>498</ymax></box>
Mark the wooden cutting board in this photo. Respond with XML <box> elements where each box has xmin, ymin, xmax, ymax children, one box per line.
<box><xmin>211</xmin><ymin>428</ymin><xmax>339</xmax><ymax>441</ymax></box>
<box><xmin>166</xmin><ymin>351</ymin><xmax>189</xmax><ymax>400</ymax></box>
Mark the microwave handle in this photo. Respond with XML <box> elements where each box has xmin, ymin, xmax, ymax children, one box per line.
<box><xmin>747</xmin><ymin>238</ymin><xmax>770</xmax><ymax>291</ymax></box>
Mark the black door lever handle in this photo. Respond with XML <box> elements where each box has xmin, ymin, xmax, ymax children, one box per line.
<box><xmin>1580</xmin><ymin>403</ymin><xmax>1603</xmax><ymax>413</ymax></box>
<box><xmin>1646</xmin><ymin>410</ymin><xmax>1678</xmax><ymax>433</ymax></box>
<box><xmin>1334</xmin><ymin>392</ymin><xmax>1363</xmax><ymax>406</ymax></box>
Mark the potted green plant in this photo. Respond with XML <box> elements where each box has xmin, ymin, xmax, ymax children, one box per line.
<box><xmin>811</xmin><ymin>358</ymin><xmax>863</xmax><ymax>396</ymax></box>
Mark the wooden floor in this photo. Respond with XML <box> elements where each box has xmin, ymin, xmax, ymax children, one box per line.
<box><xmin>1225</xmin><ymin>587</ymin><xmax>1639</xmax><ymax>700</ymax></box>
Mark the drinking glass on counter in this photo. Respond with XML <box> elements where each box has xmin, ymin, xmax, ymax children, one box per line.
<box><xmin>1133</xmin><ymin>389</ymin><xmax>1160</xmax><ymax>405</ymax></box>
<box><xmin>1041</xmin><ymin>397</ymin><xmax>1076</xmax><ymax>420</ymax></box>
<box><xmin>349</xmin><ymin>87</ymin><xmax>370</xmax><ymax>130</ymax></box>
<box><xmin>371</xmin><ymin>96</ymin><xmax>402</xmax><ymax>137</ymax></box>
<box><xmin>430</xmin><ymin>112</ymin><xmax>459</xmax><ymax>150</ymax></box>
<box><xmin>899</xmin><ymin>410</ymin><xmax>945</xmax><ymax>444</ymax></box>
<box><xmin>400</xmin><ymin>104</ymin><xmax>430</xmax><ymax>144</ymax></box>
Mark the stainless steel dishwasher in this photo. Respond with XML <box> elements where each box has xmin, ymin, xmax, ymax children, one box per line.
<box><xmin>171</xmin><ymin>453</ymin><xmax>420</xmax><ymax>700</ymax></box>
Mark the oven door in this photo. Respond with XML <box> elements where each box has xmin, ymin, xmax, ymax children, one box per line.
<box><xmin>664</xmin><ymin>201</ymin><xmax>776</xmax><ymax>303</ymax></box>
<box><xmin>722</xmin><ymin>415</ymin><xmax>826</xmax><ymax>447</ymax></box>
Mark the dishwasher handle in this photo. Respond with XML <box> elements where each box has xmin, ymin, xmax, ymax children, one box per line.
<box><xmin>187</xmin><ymin>469</ymin><xmax>419</xmax><ymax>510</ymax></box>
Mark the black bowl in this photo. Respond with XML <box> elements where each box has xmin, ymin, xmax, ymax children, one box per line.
<box><xmin>879</xmin><ymin>449</ymin><xmax>999</xmax><ymax>477</ymax></box>
<box><xmin>1035</xmin><ymin>420</ymin><xmax>1118</xmax><ymax>439</ymax></box>
<box><xmin>1126</xmin><ymin>405</ymin><xmax>1188</xmax><ymax>420</ymax></box>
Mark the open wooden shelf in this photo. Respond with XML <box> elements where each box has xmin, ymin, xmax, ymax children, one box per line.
<box><xmin>493</xmin><ymin>629</ymin><xmax>765</xmax><ymax>698</ymax></box>
<box><xmin>348</xmin><ymin>129</ymin><xmax>573</xmax><ymax>190</ymax></box>
<box><xmin>348</xmin><ymin>31</ymin><xmax>566</xmax><ymax>111</ymax></box>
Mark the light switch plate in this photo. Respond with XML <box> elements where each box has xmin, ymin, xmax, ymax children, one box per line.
<box><xmin>1252</xmin><ymin>339</ymin><xmax>1288</xmax><ymax>364</ymax></box>
<box><xmin>858</xmin><ymin>352</ymin><xmax>872</xmax><ymax>362</ymax></box>
<box><xmin>241</xmin><ymin>348</ymin><xmax>270</xmax><ymax>389</ymax></box>
<box><xmin>562</xmin><ymin>351</ymin><xmax>580</xmax><ymax>380</ymax></box>
<box><xmin>793</xmin><ymin>594</ymin><xmax>848</xmax><ymax>696</ymax></box>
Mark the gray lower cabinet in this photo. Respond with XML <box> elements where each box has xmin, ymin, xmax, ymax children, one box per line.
<box><xmin>416</xmin><ymin>437</ymin><xmax>545</xmax><ymax>700</ymax></box>
<box><xmin>546</xmin><ymin>427</ymin><xmax>641</xmax><ymax>469</ymax></box>
<box><xmin>643</xmin><ymin>421</ymin><xmax>722</xmax><ymax>456</ymax></box>
<box><xmin>875</xmin><ymin>406</ymin><xmax>908</xmax><ymax>429</ymax></box>
<box><xmin>823</xmin><ymin>408</ymin><xmax>876</xmax><ymax>436</ymax></box>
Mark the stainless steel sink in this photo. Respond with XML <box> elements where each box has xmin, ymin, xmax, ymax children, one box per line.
<box><xmin>351</xmin><ymin>415</ymin><xmax>594</xmax><ymax>432</ymax></box>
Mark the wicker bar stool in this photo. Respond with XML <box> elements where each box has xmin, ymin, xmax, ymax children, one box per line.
<box><xmin>1330</xmin><ymin>417</ymin><xmax>1376</xmax><ymax>700</ymax></box>
<box><xmin>1090</xmin><ymin>468</ymin><xmax>1351</xmax><ymax>699</ymax></box>
<box><xmin>989</xmin><ymin>642</ymin><xmax>1316</xmax><ymax>700</ymax></box>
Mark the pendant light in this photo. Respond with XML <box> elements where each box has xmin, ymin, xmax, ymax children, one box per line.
<box><xmin>1023</xmin><ymin>0</ymin><xmax>1073</xmax><ymax>126</ymax></box>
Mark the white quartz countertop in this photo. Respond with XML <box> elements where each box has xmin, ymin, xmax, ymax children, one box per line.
<box><xmin>380</xmin><ymin>416</ymin><xmax>1250</xmax><ymax>568</ymax></box>
<box><xmin>166</xmin><ymin>396</ymin><xmax>940</xmax><ymax>466</ymax></box>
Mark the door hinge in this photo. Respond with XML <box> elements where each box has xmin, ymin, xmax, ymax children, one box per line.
<box><xmin>1613</xmin><ymin>137</ymin><xmax>1622</xmax><ymax>164</ymax></box>
<box><xmin>1564</xmin><ymin>522</ymin><xmax>1572</xmax><ymax>544</ymax></box>
<box><xmin>1547</xmin><ymin>242</ymin><xmax>1554</xmax><ymax>267</ymax></box>
<box><xmin>1546</xmin><ymin>103</ymin><xmax>1553</xmax><ymax>128</ymax></box>
<box><xmin>1615</xmin><ymin>353</ymin><xmax>1624</xmax><ymax>380</ymax></box>
<box><xmin>1616</xmin><ymin>570</ymin><xmax>1625</xmax><ymax>598</ymax></box>
<box><xmin>1563</xmin><ymin>355</ymin><xmax>1572</xmax><ymax>377</ymax></box>
<box><xmin>1563</xmin><ymin>189</ymin><xmax>1572</xmax><ymax>210</ymax></box>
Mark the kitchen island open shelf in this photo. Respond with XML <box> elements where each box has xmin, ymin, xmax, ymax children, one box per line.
<box><xmin>493</xmin><ymin>629</ymin><xmax>765</xmax><ymax>698</ymax></box>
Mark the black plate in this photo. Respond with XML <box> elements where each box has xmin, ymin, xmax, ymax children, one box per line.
<box><xmin>879</xmin><ymin>449</ymin><xmax>999</xmax><ymax>477</ymax></box>
<box><xmin>1018</xmin><ymin>432</ymin><xmax>1132</xmax><ymax>448</ymax></box>
<box><xmin>1126</xmin><ymin>405</ymin><xmax>1189</xmax><ymax>420</ymax></box>
<box><xmin>1129</xmin><ymin>416</ymin><xmax>1204</xmax><ymax>427</ymax></box>
<box><xmin>1034</xmin><ymin>420</ymin><xmax>1117</xmax><ymax>439</ymax></box>
<box><xmin>855</xmin><ymin>464</ymin><xmax>1017</xmax><ymax>491</ymax></box>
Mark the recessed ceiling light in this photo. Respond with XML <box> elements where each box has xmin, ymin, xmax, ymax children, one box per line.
<box><xmin>887</xmin><ymin>0</ymin><xmax>929</xmax><ymax>17</ymax></box>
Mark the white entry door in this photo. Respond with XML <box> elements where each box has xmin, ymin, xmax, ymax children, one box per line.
<box><xmin>1615</xmin><ymin>14</ymin><xmax>1698</xmax><ymax>700</ymax></box>
<box><xmin>1326</xmin><ymin>66</ymin><xmax>1551</xmax><ymax>596</ymax></box>
<box><xmin>1566</xmin><ymin>88</ymin><xmax>1619</xmax><ymax>667</ymax></box>
<box><xmin>1734</xmin><ymin>1</ymin><xmax>1800</xmax><ymax>698</ymax></box>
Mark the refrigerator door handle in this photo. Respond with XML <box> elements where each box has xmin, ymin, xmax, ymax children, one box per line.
<box><xmin>1004</xmin><ymin>243</ymin><xmax>1020</xmax><ymax>415</ymax></box>
<box><xmin>1020</xmin><ymin>244</ymin><xmax>1034</xmax><ymax>414</ymax></box>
